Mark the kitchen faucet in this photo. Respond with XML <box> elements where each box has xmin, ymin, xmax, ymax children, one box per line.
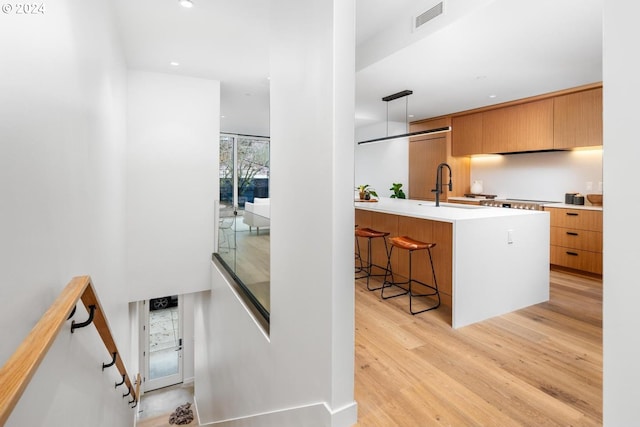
<box><xmin>432</xmin><ymin>162</ymin><xmax>453</xmax><ymax>207</ymax></box>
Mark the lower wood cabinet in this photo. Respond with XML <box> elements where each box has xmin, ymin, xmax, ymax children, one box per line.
<box><xmin>545</xmin><ymin>206</ymin><xmax>603</xmax><ymax>275</ymax></box>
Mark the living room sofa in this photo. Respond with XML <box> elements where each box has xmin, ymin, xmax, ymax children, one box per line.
<box><xmin>243</xmin><ymin>197</ymin><xmax>270</xmax><ymax>233</ymax></box>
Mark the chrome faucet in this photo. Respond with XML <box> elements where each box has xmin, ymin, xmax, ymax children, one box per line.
<box><xmin>432</xmin><ymin>162</ymin><xmax>453</xmax><ymax>207</ymax></box>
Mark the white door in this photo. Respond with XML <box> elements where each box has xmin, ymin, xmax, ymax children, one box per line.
<box><xmin>143</xmin><ymin>295</ymin><xmax>183</xmax><ymax>391</ymax></box>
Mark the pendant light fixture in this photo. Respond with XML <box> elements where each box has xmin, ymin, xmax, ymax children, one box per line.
<box><xmin>357</xmin><ymin>90</ymin><xmax>451</xmax><ymax>145</ymax></box>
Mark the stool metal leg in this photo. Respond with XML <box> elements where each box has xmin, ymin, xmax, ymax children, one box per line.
<box><xmin>381</xmin><ymin>246</ymin><xmax>440</xmax><ymax>315</ymax></box>
<box><xmin>354</xmin><ymin>234</ymin><xmax>364</xmax><ymax>274</ymax></box>
<box><xmin>381</xmin><ymin>246</ymin><xmax>408</xmax><ymax>299</ymax></box>
<box><xmin>407</xmin><ymin>247</ymin><xmax>440</xmax><ymax>315</ymax></box>
<box><xmin>355</xmin><ymin>235</ymin><xmax>391</xmax><ymax>291</ymax></box>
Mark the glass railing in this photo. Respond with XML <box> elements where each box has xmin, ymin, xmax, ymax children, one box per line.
<box><xmin>214</xmin><ymin>202</ymin><xmax>270</xmax><ymax>322</ymax></box>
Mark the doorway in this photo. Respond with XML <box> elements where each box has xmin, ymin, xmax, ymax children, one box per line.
<box><xmin>143</xmin><ymin>295</ymin><xmax>183</xmax><ymax>391</ymax></box>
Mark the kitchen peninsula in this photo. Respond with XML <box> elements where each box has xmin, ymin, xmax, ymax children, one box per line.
<box><xmin>355</xmin><ymin>198</ymin><xmax>550</xmax><ymax>328</ymax></box>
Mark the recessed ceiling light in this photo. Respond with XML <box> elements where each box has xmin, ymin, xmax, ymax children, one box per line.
<box><xmin>489</xmin><ymin>94</ymin><xmax>497</xmax><ymax>99</ymax></box>
<box><xmin>170</xmin><ymin>61</ymin><xmax>180</xmax><ymax>66</ymax></box>
<box><xmin>221</xmin><ymin>115</ymin><xmax>225</xmax><ymax>119</ymax></box>
<box><xmin>179</xmin><ymin>0</ymin><xmax>193</xmax><ymax>8</ymax></box>
<box><xmin>408</xmin><ymin>114</ymin><xmax>415</xmax><ymax>118</ymax></box>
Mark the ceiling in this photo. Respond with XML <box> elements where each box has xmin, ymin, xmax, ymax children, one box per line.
<box><xmin>112</xmin><ymin>0</ymin><xmax>602</xmax><ymax>137</ymax></box>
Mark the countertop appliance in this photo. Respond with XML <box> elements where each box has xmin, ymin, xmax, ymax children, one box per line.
<box><xmin>479</xmin><ymin>198</ymin><xmax>557</xmax><ymax>211</ymax></box>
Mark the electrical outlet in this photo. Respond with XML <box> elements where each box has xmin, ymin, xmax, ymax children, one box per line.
<box><xmin>586</xmin><ymin>181</ymin><xmax>593</xmax><ymax>191</ymax></box>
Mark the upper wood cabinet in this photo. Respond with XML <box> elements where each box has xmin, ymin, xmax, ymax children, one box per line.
<box><xmin>451</xmin><ymin>112</ymin><xmax>483</xmax><ymax>156</ymax></box>
<box><xmin>449</xmin><ymin>84</ymin><xmax>602</xmax><ymax>156</ymax></box>
<box><xmin>553</xmin><ymin>87</ymin><xmax>603</xmax><ymax>149</ymax></box>
<box><xmin>482</xmin><ymin>99</ymin><xmax>554</xmax><ymax>154</ymax></box>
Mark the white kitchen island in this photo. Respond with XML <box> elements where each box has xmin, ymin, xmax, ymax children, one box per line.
<box><xmin>355</xmin><ymin>197</ymin><xmax>550</xmax><ymax>328</ymax></box>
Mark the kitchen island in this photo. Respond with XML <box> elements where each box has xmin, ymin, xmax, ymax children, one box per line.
<box><xmin>355</xmin><ymin>197</ymin><xmax>550</xmax><ymax>328</ymax></box>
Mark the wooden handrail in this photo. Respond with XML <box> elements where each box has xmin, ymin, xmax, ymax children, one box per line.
<box><xmin>0</xmin><ymin>276</ymin><xmax>139</xmax><ymax>425</ymax></box>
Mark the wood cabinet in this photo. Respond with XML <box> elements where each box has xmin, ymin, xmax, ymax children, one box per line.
<box><xmin>408</xmin><ymin>117</ymin><xmax>470</xmax><ymax>200</ymax></box>
<box><xmin>482</xmin><ymin>99</ymin><xmax>554</xmax><ymax>154</ymax></box>
<box><xmin>449</xmin><ymin>84</ymin><xmax>602</xmax><ymax>156</ymax></box>
<box><xmin>546</xmin><ymin>206</ymin><xmax>602</xmax><ymax>275</ymax></box>
<box><xmin>451</xmin><ymin>112</ymin><xmax>483</xmax><ymax>156</ymax></box>
<box><xmin>553</xmin><ymin>87</ymin><xmax>603</xmax><ymax>149</ymax></box>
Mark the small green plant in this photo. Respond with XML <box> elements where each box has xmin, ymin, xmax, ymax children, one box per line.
<box><xmin>389</xmin><ymin>182</ymin><xmax>406</xmax><ymax>199</ymax></box>
<box><xmin>356</xmin><ymin>184</ymin><xmax>378</xmax><ymax>200</ymax></box>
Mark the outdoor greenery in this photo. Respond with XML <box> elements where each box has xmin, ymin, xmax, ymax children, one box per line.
<box><xmin>220</xmin><ymin>136</ymin><xmax>270</xmax><ymax>204</ymax></box>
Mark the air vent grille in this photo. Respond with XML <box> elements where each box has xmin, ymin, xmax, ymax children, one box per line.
<box><xmin>415</xmin><ymin>2</ymin><xmax>443</xmax><ymax>29</ymax></box>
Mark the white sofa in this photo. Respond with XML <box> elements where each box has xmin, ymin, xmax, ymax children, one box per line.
<box><xmin>243</xmin><ymin>197</ymin><xmax>270</xmax><ymax>233</ymax></box>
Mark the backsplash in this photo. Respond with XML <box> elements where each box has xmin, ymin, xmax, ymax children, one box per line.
<box><xmin>470</xmin><ymin>149</ymin><xmax>603</xmax><ymax>202</ymax></box>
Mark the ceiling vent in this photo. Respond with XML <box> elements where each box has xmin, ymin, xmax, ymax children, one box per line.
<box><xmin>414</xmin><ymin>2</ymin><xmax>444</xmax><ymax>30</ymax></box>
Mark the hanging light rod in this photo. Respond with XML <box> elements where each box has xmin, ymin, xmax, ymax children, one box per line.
<box><xmin>357</xmin><ymin>126</ymin><xmax>451</xmax><ymax>145</ymax></box>
<box><xmin>357</xmin><ymin>89</ymin><xmax>451</xmax><ymax>145</ymax></box>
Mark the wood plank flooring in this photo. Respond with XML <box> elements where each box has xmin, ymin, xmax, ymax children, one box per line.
<box><xmin>354</xmin><ymin>269</ymin><xmax>602</xmax><ymax>426</ymax></box>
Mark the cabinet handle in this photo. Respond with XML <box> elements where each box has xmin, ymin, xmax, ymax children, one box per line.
<box><xmin>566</xmin><ymin>251</ymin><xmax>579</xmax><ymax>256</ymax></box>
<box><xmin>566</xmin><ymin>212</ymin><xmax>579</xmax><ymax>216</ymax></box>
<box><xmin>566</xmin><ymin>231</ymin><xmax>579</xmax><ymax>236</ymax></box>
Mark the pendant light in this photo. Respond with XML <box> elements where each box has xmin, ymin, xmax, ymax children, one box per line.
<box><xmin>357</xmin><ymin>90</ymin><xmax>451</xmax><ymax>145</ymax></box>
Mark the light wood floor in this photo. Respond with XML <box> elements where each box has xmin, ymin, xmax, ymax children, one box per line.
<box><xmin>354</xmin><ymin>269</ymin><xmax>602</xmax><ymax>426</ymax></box>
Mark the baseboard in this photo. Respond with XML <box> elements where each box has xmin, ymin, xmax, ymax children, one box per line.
<box><xmin>195</xmin><ymin>398</ymin><xmax>357</xmax><ymax>427</ymax></box>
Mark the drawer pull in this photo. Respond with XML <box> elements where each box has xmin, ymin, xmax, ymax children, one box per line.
<box><xmin>566</xmin><ymin>212</ymin><xmax>579</xmax><ymax>216</ymax></box>
<box><xmin>566</xmin><ymin>231</ymin><xmax>579</xmax><ymax>236</ymax></box>
<box><xmin>566</xmin><ymin>251</ymin><xmax>579</xmax><ymax>256</ymax></box>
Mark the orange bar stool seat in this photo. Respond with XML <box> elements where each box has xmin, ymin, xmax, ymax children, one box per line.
<box><xmin>381</xmin><ymin>235</ymin><xmax>441</xmax><ymax>315</ymax></box>
<box><xmin>355</xmin><ymin>227</ymin><xmax>391</xmax><ymax>291</ymax></box>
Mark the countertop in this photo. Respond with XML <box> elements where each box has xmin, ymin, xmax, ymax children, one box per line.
<box><xmin>543</xmin><ymin>203</ymin><xmax>603</xmax><ymax>211</ymax></box>
<box><xmin>355</xmin><ymin>197</ymin><xmax>547</xmax><ymax>223</ymax></box>
<box><xmin>448</xmin><ymin>196</ymin><xmax>490</xmax><ymax>202</ymax></box>
<box><xmin>446</xmin><ymin>197</ymin><xmax>604</xmax><ymax>211</ymax></box>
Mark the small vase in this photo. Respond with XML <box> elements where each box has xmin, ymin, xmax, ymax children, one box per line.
<box><xmin>471</xmin><ymin>180</ymin><xmax>483</xmax><ymax>194</ymax></box>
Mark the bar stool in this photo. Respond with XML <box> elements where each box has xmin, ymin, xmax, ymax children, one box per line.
<box><xmin>381</xmin><ymin>236</ymin><xmax>440</xmax><ymax>315</ymax></box>
<box><xmin>355</xmin><ymin>227</ymin><xmax>391</xmax><ymax>291</ymax></box>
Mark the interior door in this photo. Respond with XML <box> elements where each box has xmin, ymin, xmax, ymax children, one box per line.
<box><xmin>143</xmin><ymin>295</ymin><xmax>183</xmax><ymax>391</ymax></box>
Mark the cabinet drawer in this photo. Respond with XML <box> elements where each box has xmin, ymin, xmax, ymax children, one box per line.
<box><xmin>550</xmin><ymin>227</ymin><xmax>602</xmax><ymax>252</ymax></box>
<box><xmin>547</xmin><ymin>207</ymin><xmax>602</xmax><ymax>231</ymax></box>
<box><xmin>551</xmin><ymin>245</ymin><xmax>602</xmax><ymax>274</ymax></box>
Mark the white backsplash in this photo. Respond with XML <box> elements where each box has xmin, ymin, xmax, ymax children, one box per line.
<box><xmin>470</xmin><ymin>149</ymin><xmax>603</xmax><ymax>201</ymax></box>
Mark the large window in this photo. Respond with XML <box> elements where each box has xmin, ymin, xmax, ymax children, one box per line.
<box><xmin>216</xmin><ymin>134</ymin><xmax>271</xmax><ymax>324</ymax></box>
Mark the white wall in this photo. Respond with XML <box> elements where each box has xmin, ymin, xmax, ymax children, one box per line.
<box><xmin>355</xmin><ymin>121</ymin><xmax>409</xmax><ymax>198</ymax></box>
<box><xmin>356</xmin><ymin>122</ymin><xmax>603</xmax><ymax>202</ymax></box>
<box><xmin>603</xmin><ymin>2</ymin><xmax>640</xmax><ymax>424</ymax></box>
<box><xmin>125</xmin><ymin>71</ymin><xmax>219</xmax><ymax>302</ymax></box>
<box><xmin>470</xmin><ymin>149</ymin><xmax>603</xmax><ymax>201</ymax></box>
<box><xmin>194</xmin><ymin>0</ymin><xmax>357</xmax><ymax>425</ymax></box>
<box><xmin>0</xmin><ymin>0</ymin><xmax>133</xmax><ymax>425</ymax></box>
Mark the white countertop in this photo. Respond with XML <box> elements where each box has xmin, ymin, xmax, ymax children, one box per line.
<box><xmin>448</xmin><ymin>196</ymin><xmax>488</xmax><ymax>202</ymax></box>
<box><xmin>543</xmin><ymin>203</ymin><xmax>603</xmax><ymax>211</ymax></box>
<box><xmin>355</xmin><ymin>197</ymin><xmax>547</xmax><ymax>223</ymax></box>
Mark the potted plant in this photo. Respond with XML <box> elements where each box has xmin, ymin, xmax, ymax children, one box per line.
<box><xmin>356</xmin><ymin>184</ymin><xmax>378</xmax><ymax>200</ymax></box>
<box><xmin>389</xmin><ymin>182</ymin><xmax>406</xmax><ymax>199</ymax></box>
